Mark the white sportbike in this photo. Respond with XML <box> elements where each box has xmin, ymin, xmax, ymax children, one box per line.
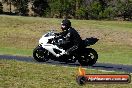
<box><xmin>33</xmin><ymin>31</ymin><xmax>99</xmax><ymax>66</ymax></box>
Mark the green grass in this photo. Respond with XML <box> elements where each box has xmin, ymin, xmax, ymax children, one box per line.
<box><xmin>92</xmin><ymin>44</ymin><xmax>132</xmax><ymax>64</ymax></box>
<box><xmin>0</xmin><ymin>60</ymin><xmax>132</xmax><ymax>88</ymax></box>
<box><xmin>0</xmin><ymin>15</ymin><xmax>132</xmax><ymax>65</ymax></box>
<box><xmin>0</xmin><ymin>47</ymin><xmax>32</xmax><ymax>56</ymax></box>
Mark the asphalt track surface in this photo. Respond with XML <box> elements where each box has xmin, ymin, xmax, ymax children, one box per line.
<box><xmin>0</xmin><ymin>55</ymin><xmax>132</xmax><ymax>73</ymax></box>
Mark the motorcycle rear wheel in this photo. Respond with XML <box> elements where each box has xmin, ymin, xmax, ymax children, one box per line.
<box><xmin>33</xmin><ymin>46</ymin><xmax>49</xmax><ymax>62</ymax></box>
<box><xmin>78</xmin><ymin>48</ymin><xmax>98</xmax><ymax>66</ymax></box>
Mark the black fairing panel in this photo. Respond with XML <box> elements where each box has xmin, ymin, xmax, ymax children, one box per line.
<box><xmin>83</xmin><ymin>37</ymin><xmax>99</xmax><ymax>46</ymax></box>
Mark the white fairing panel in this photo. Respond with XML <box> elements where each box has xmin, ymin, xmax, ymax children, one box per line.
<box><xmin>42</xmin><ymin>44</ymin><xmax>65</xmax><ymax>56</ymax></box>
<box><xmin>39</xmin><ymin>35</ymin><xmax>54</xmax><ymax>45</ymax></box>
<box><xmin>38</xmin><ymin>32</ymin><xmax>65</xmax><ymax>57</ymax></box>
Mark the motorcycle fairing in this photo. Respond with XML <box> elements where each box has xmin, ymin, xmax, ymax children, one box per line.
<box><xmin>84</xmin><ymin>37</ymin><xmax>99</xmax><ymax>46</ymax></box>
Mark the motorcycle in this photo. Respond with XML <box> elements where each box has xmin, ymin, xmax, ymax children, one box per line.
<box><xmin>33</xmin><ymin>31</ymin><xmax>99</xmax><ymax>66</ymax></box>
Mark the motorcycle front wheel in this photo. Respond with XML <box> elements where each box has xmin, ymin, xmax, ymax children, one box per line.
<box><xmin>78</xmin><ymin>48</ymin><xmax>98</xmax><ymax>66</ymax></box>
<box><xmin>33</xmin><ymin>45</ymin><xmax>49</xmax><ymax>62</ymax></box>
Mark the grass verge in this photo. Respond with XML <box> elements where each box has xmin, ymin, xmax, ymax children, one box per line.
<box><xmin>0</xmin><ymin>47</ymin><xmax>32</xmax><ymax>56</ymax></box>
<box><xmin>0</xmin><ymin>59</ymin><xmax>132</xmax><ymax>88</ymax></box>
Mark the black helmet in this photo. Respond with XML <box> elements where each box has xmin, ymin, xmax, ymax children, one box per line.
<box><xmin>61</xmin><ymin>19</ymin><xmax>71</xmax><ymax>31</ymax></box>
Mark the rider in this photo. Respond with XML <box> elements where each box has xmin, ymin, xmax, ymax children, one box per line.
<box><xmin>56</xmin><ymin>19</ymin><xmax>82</xmax><ymax>57</ymax></box>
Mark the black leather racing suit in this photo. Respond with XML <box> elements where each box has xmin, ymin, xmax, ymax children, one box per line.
<box><xmin>57</xmin><ymin>27</ymin><xmax>82</xmax><ymax>54</ymax></box>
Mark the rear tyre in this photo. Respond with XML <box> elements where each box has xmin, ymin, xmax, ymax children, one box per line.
<box><xmin>33</xmin><ymin>46</ymin><xmax>49</xmax><ymax>62</ymax></box>
<box><xmin>78</xmin><ymin>48</ymin><xmax>98</xmax><ymax>66</ymax></box>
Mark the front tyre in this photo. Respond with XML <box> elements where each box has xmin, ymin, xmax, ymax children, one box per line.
<box><xmin>33</xmin><ymin>46</ymin><xmax>49</xmax><ymax>62</ymax></box>
<box><xmin>78</xmin><ymin>48</ymin><xmax>98</xmax><ymax>66</ymax></box>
